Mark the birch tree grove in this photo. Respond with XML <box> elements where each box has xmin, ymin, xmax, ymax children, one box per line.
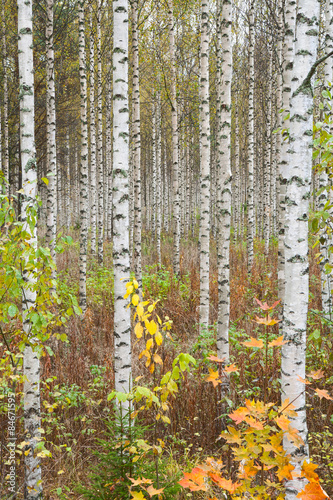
<box><xmin>17</xmin><ymin>0</ymin><xmax>41</xmax><ymax>495</ymax></box>
<box><xmin>281</xmin><ymin>0</ymin><xmax>320</xmax><ymax>497</ymax></box>
<box><xmin>4</xmin><ymin>0</ymin><xmax>333</xmax><ymax>496</ymax></box>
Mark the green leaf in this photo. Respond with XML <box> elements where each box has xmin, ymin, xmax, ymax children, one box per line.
<box><xmin>8</xmin><ymin>304</ymin><xmax>18</xmax><ymax>317</ymax></box>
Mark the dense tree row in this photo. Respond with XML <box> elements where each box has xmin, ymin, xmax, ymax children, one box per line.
<box><xmin>1</xmin><ymin>0</ymin><xmax>332</xmax><ymax>497</ymax></box>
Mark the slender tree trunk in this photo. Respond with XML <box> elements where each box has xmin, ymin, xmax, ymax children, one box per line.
<box><xmin>97</xmin><ymin>0</ymin><xmax>104</xmax><ymax>264</ymax></box>
<box><xmin>247</xmin><ymin>2</ymin><xmax>255</xmax><ymax>268</ymax></box>
<box><xmin>131</xmin><ymin>0</ymin><xmax>141</xmax><ymax>280</ymax></box>
<box><xmin>217</xmin><ymin>0</ymin><xmax>232</xmax><ymax>365</ymax></box>
<box><xmin>278</xmin><ymin>0</ymin><xmax>297</xmax><ymax>301</ymax></box>
<box><xmin>89</xmin><ymin>5</ymin><xmax>97</xmax><ymax>255</ymax></box>
<box><xmin>281</xmin><ymin>1</ymin><xmax>320</xmax><ymax>497</ymax></box>
<box><xmin>199</xmin><ymin>0</ymin><xmax>211</xmax><ymax>331</ymax></box>
<box><xmin>113</xmin><ymin>0</ymin><xmax>132</xmax><ymax>396</ymax></box>
<box><xmin>168</xmin><ymin>0</ymin><xmax>180</xmax><ymax>275</ymax></box>
<box><xmin>46</xmin><ymin>0</ymin><xmax>57</xmax><ymax>263</ymax></box>
<box><xmin>17</xmin><ymin>0</ymin><xmax>41</xmax><ymax>495</ymax></box>
<box><xmin>78</xmin><ymin>0</ymin><xmax>88</xmax><ymax>313</ymax></box>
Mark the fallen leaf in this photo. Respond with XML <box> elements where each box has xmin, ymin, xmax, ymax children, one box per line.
<box><xmin>146</xmin><ymin>485</ymin><xmax>165</xmax><ymax>497</ymax></box>
<box><xmin>208</xmin><ymin>355</ymin><xmax>225</xmax><ymax>363</ymax></box>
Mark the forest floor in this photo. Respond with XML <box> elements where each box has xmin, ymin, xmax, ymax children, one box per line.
<box><xmin>2</xmin><ymin>230</ymin><xmax>332</xmax><ymax>499</ymax></box>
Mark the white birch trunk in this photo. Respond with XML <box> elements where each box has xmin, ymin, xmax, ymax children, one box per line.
<box><xmin>247</xmin><ymin>3</ymin><xmax>255</xmax><ymax>268</ymax></box>
<box><xmin>46</xmin><ymin>0</ymin><xmax>57</xmax><ymax>263</ymax></box>
<box><xmin>113</xmin><ymin>0</ymin><xmax>132</xmax><ymax>396</ymax></box>
<box><xmin>78</xmin><ymin>0</ymin><xmax>88</xmax><ymax>313</ymax></box>
<box><xmin>217</xmin><ymin>0</ymin><xmax>232</xmax><ymax>365</ymax></box>
<box><xmin>199</xmin><ymin>0</ymin><xmax>210</xmax><ymax>330</ymax></box>
<box><xmin>89</xmin><ymin>6</ymin><xmax>97</xmax><ymax>255</ymax></box>
<box><xmin>278</xmin><ymin>0</ymin><xmax>297</xmax><ymax>301</ymax></box>
<box><xmin>168</xmin><ymin>0</ymin><xmax>180</xmax><ymax>275</ymax></box>
<box><xmin>97</xmin><ymin>0</ymin><xmax>104</xmax><ymax>264</ymax></box>
<box><xmin>17</xmin><ymin>0</ymin><xmax>41</xmax><ymax>495</ymax></box>
<box><xmin>281</xmin><ymin>1</ymin><xmax>320</xmax><ymax>497</ymax></box>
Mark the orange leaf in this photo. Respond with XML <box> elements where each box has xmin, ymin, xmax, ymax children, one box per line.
<box><xmin>297</xmin><ymin>375</ymin><xmax>311</xmax><ymax>385</ymax></box>
<box><xmin>178</xmin><ymin>468</ymin><xmax>207</xmax><ymax>492</ymax></box>
<box><xmin>254</xmin><ymin>315</ymin><xmax>281</xmax><ymax>326</ymax></box>
<box><xmin>206</xmin><ymin>368</ymin><xmax>221</xmax><ymax>387</ymax></box>
<box><xmin>297</xmin><ymin>481</ymin><xmax>329</xmax><ymax>499</ymax></box>
<box><xmin>208</xmin><ymin>355</ymin><xmax>225</xmax><ymax>363</ymax></box>
<box><xmin>229</xmin><ymin>406</ymin><xmax>249</xmax><ymax>424</ymax></box>
<box><xmin>276</xmin><ymin>462</ymin><xmax>295</xmax><ymax>481</ymax></box>
<box><xmin>301</xmin><ymin>461</ymin><xmax>319</xmax><ymax>481</ymax></box>
<box><xmin>315</xmin><ymin>388</ymin><xmax>333</xmax><ymax>400</ymax></box>
<box><xmin>224</xmin><ymin>363</ymin><xmax>238</xmax><ymax>373</ymax></box>
<box><xmin>255</xmin><ymin>298</ymin><xmax>281</xmax><ymax>311</ymax></box>
<box><xmin>242</xmin><ymin>337</ymin><xmax>264</xmax><ymax>348</ymax></box>
<box><xmin>268</xmin><ymin>336</ymin><xmax>288</xmax><ymax>348</ymax></box>
<box><xmin>244</xmin><ymin>416</ymin><xmax>264</xmax><ymax>430</ymax></box>
<box><xmin>275</xmin><ymin>415</ymin><xmax>290</xmax><ymax>431</ymax></box>
<box><xmin>146</xmin><ymin>485</ymin><xmax>165</xmax><ymax>497</ymax></box>
<box><xmin>209</xmin><ymin>474</ymin><xmax>241</xmax><ymax>493</ymax></box>
<box><xmin>309</xmin><ymin>369</ymin><xmax>324</xmax><ymax>380</ymax></box>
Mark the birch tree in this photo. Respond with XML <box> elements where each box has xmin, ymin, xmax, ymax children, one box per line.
<box><xmin>168</xmin><ymin>0</ymin><xmax>180</xmax><ymax>275</ymax></box>
<box><xmin>78</xmin><ymin>0</ymin><xmax>88</xmax><ymax>313</ymax></box>
<box><xmin>97</xmin><ymin>0</ymin><xmax>104</xmax><ymax>264</ymax></box>
<box><xmin>113</xmin><ymin>0</ymin><xmax>132</xmax><ymax>395</ymax></box>
<box><xmin>17</xmin><ymin>0</ymin><xmax>41</xmax><ymax>495</ymax></box>
<box><xmin>247</xmin><ymin>2</ymin><xmax>255</xmax><ymax>268</ymax></box>
<box><xmin>216</xmin><ymin>0</ymin><xmax>232</xmax><ymax>366</ymax></box>
<box><xmin>89</xmin><ymin>5</ymin><xmax>97</xmax><ymax>255</ymax></box>
<box><xmin>199</xmin><ymin>0</ymin><xmax>211</xmax><ymax>331</ymax></box>
<box><xmin>46</xmin><ymin>0</ymin><xmax>57</xmax><ymax>264</ymax></box>
<box><xmin>131</xmin><ymin>0</ymin><xmax>141</xmax><ymax>281</ymax></box>
<box><xmin>281</xmin><ymin>0</ymin><xmax>320</xmax><ymax>497</ymax></box>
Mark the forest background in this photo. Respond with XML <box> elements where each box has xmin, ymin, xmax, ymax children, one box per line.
<box><xmin>0</xmin><ymin>0</ymin><xmax>333</xmax><ymax>499</ymax></box>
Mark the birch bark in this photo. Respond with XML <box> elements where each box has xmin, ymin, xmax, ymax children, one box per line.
<box><xmin>89</xmin><ymin>5</ymin><xmax>97</xmax><ymax>255</ymax></box>
<box><xmin>17</xmin><ymin>0</ymin><xmax>41</xmax><ymax>495</ymax></box>
<box><xmin>131</xmin><ymin>0</ymin><xmax>141</xmax><ymax>280</ymax></box>
<box><xmin>113</xmin><ymin>0</ymin><xmax>132</xmax><ymax>395</ymax></box>
<box><xmin>216</xmin><ymin>0</ymin><xmax>232</xmax><ymax>366</ymax></box>
<box><xmin>199</xmin><ymin>0</ymin><xmax>211</xmax><ymax>330</ymax></box>
<box><xmin>247</xmin><ymin>2</ymin><xmax>255</xmax><ymax>268</ymax></box>
<box><xmin>168</xmin><ymin>0</ymin><xmax>180</xmax><ymax>275</ymax></box>
<box><xmin>281</xmin><ymin>1</ymin><xmax>320</xmax><ymax>497</ymax></box>
<box><xmin>46</xmin><ymin>0</ymin><xmax>57</xmax><ymax>263</ymax></box>
<box><xmin>78</xmin><ymin>0</ymin><xmax>88</xmax><ymax>313</ymax></box>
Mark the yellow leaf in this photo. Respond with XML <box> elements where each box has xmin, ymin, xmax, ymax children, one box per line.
<box><xmin>149</xmin><ymin>363</ymin><xmax>155</xmax><ymax>374</ymax></box>
<box><xmin>254</xmin><ymin>314</ymin><xmax>281</xmax><ymax>326</ymax></box>
<box><xmin>146</xmin><ymin>338</ymin><xmax>153</xmax><ymax>351</ymax></box>
<box><xmin>137</xmin><ymin>304</ymin><xmax>144</xmax><ymax>317</ymax></box>
<box><xmin>148</xmin><ymin>304</ymin><xmax>154</xmax><ymax>313</ymax></box>
<box><xmin>206</xmin><ymin>368</ymin><xmax>221</xmax><ymax>388</ymax></box>
<box><xmin>147</xmin><ymin>320</ymin><xmax>157</xmax><ymax>335</ymax></box>
<box><xmin>134</xmin><ymin>323</ymin><xmax>143</xmax><ymax>339</ymax></box>
<box><xmin>132</xmin><ymin>294</ymin><xmax>140</xmax><ymax>306</ymax></box>
<box><xmin>130</xmin><ymin>490</ymin><xmax>146</xmax><ymax>499</ymax></box>
<box><xmin>155</xmin><ymin>331</ymin><xmax>163</xmax><ymax>346</ymax></box>
<box><xmin>133</xmin><ymin>279</ymin><xmax>139</xmax><ymax>289</ymax></box>
<box><xmin>153</xmin><ymin>353</ymin><xmax>163</xmax><ymax>365</ymax></box>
